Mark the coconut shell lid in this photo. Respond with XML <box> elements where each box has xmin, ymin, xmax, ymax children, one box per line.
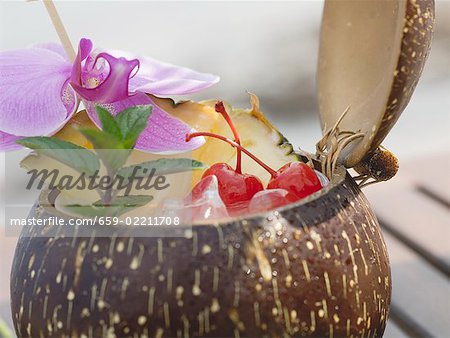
<box><xmin>317</xmin><ymin>0</ymin><xmax>434</xmax><ymax>167</ymax></box>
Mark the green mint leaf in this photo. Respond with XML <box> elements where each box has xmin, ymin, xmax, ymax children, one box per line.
<box><xmin>68</xmin><ymin>195</ymin><xmax>152</xmax><ymax>217</ymax></box>
<box><xmin>64</xmin><ymin>195</ymin><xmax>153</xmax><ymax>218</ymax></box>
<box><xmin>79</xmin><ymin>128</ymin><xmax>124</xmax><ymax>150</ymax></box>
<box><xmin>79</xmin><ymin>128</ymin><xmax>130</xmax><ymax>170</ymax></box>
<box><xmin>115</xmin><ymin>105</ymin><xmax>152</xmax><ymax>148</ymax></box>
<box><xmin>96</xmin><ymin>106</ymin><xmax>122</xmax><ymax>139</ymax></box>
<box><xmin>117</xmin><ymin>158</ymin><xmax>206</xmax><ymax>179</ymax></box>
<box><xmin>94</xmin><ymin>195</ymin><xmax>153</xmax><ymax>208</ymax></box>
<box><xmin>64</xmin><ymin>204</ymin><xmax>110</xmax><ymax>218</ymax></box>
<box><xmin>16</xmin><ymin>137</ymin><xmax>100</xmax><ymax>175</ymax></box>
<box><xmin>103</xmin><ymin>195</ymin><xmax>153</xmax><ymax>216</ymax></box>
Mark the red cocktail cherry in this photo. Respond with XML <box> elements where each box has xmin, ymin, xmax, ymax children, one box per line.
<box><xmin>202</xmin><ymin>162</ymin><xmax>264</xmax><ymax>214</ymax></box>
<box><xmin>186</xmin><ymin>101</ymin><xmax>323</xmax><ymax>214</ymax></box>
<box><xmin>189</xmin><ymin>102</ymin><xmax>264</xmax><ymax>214</ymax></box>
<box><xmin>267</xmin><ymin>161</ymin><xmax>322</xmax><ymax>199</ymax></box>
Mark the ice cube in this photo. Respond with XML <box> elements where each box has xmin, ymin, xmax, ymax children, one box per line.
<box><xmin>187</xmin><ymin>175</ymin><xmax>219</xmax><ymax>203</ymax></box>
<box><xmin>248</xmin><ymin>188</ymin><xmax>294</xmax><ymax>213</ymax></box>
<box><xmin>157</xmin><ymin>199</ymin><xmax>185</xmax><ymax>219</ymax></box>
<box><xmin>184</xmin><ymin>175</ymin><xmax>229</xmax><ymax>221</ymax></box>
<box><xmin>315</xmin><ymin>170</ymin><xmax>329</xmax><ymax>187</ymax></box>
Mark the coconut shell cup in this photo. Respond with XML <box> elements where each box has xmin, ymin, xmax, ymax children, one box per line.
<box><xmin>10</xmin><ymin>0</ymin><xmax>434</xmax><ymax>337</ymax></box>
<box><xmin>318</xmin><ymin>0</ymin><xmax>435</xmax><ymax>167</ymax></box>
<box><xmin>10</xmin><ymin>165</ymin><xmax>391</xmax><ymax>337</ymax></box>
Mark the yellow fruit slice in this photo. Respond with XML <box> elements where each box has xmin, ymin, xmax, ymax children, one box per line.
<box><xmin>54</xmin><ymin>111</ymin><xmax>95</xmax><ymax>149</ymax></box>
<box><xmin>152</xmin><ymin>94</ymin><xmax>298</xmax><ymax>186</ymax></box>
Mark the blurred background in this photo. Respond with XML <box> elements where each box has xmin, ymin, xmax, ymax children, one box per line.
<box><xmin>0</xmin><ymin>1</ymin><xmax>449</xmax><ymax>337</ymax></box>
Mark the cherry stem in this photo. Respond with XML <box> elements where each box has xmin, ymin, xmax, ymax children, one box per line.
<box><xmin>186</xmin><ymin>132</ymin><xmax>278</xmax><ymax>178</ymax></box>
<box><xmin>215</xmin><ymin>101</ymin><xmax>242</xmax><ymax>174</ymax></box>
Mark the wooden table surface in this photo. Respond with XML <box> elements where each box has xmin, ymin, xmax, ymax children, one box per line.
<box><xmin>365</xmin><ymin>152</ymin><xmax>450</xmax><ymax>338</ymax></box>
<box><xmin>0</xmin><ymin>153</ymin><xmax>449</xmax><ymax>337</ymax></box>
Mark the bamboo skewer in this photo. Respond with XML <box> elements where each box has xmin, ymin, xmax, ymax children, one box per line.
<box><xmin>42</xmin><ymin>0</ymin><xmax>76</xmax><ymax>62</ymax></box>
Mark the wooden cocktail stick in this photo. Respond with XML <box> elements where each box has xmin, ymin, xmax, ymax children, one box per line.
<box><xmin>41</xmin><ymin>0</ymin><xmax>76</xmax><ymax>62</ymax></box>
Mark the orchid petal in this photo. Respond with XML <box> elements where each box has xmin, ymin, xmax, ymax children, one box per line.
<box><xmin>107</xmin><ymin>49</ymin><xmax>219</xmax><ymax>96</ymax></box>
<box><xmin>84</xmin><ymin>93</ymin><xmax>205</xmax><ymax>153</ymax></box>
<box><xmin>72</xmin><ymin>52</ymin><xmax>139</xmax><ymax>104</ymax></box>
<box><xmin>70</xmin><ymin>38</ymin><xmax>93</xmax><ymax>86</ymax></box>
<box><xmin>33</xmin><ymin>42</ymin><xmax>69</xmax><ymax>60</ymax></box>
<box><xmin>80</xmin><ymin>51</ymin><xmax>109</xmax><ymax>90</ymax></box>
<box><xmin>0</xmin><ymin>47</ymin><xmax>77</xmax><ymax>136</ymax></box>
<box><xmin>0</xmin><ymin>130</ymin><xmax>21</xmax><ymax>151</ymax></box>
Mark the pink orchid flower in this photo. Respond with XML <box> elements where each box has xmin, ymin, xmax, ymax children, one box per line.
<box><xmin>0</xmin><ymin>38</ymin><xmax>219</xmax><ymax>152</ymax></box>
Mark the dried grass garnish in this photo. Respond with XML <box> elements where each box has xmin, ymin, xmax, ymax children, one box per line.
<box><xmin>315</xmin><ymin>107</ymin><xmax>364</xmax><ymax>180</ymax></box>
<box><xmin>316</xmin><ymin>107</ymin><xmax>399</xmax><ymax>187</ymax></box>
<box><xmin>297</xmin><ymin>148</ymin><xmax>315</xmax><ymax>169</ymax></box>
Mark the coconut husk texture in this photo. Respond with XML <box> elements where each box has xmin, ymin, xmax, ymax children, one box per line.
<box><xmin>10</xmin><ymin>168</ymin><xmax>391</xmax><ymax>337</ymax></box>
